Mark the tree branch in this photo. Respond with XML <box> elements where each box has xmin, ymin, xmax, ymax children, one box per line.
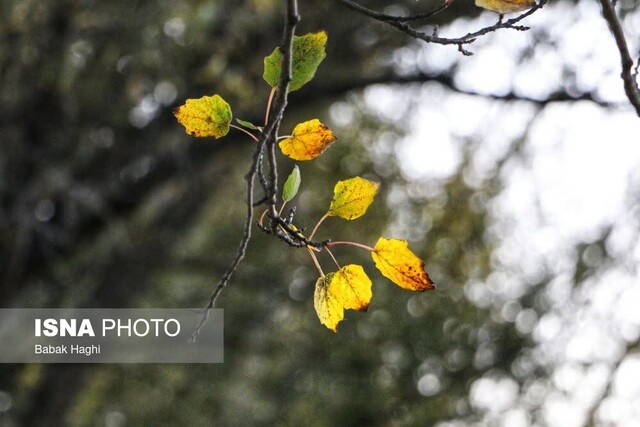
<box><xmin>296</xmin><ymin>71</ymin><xmax>622</xmax><ymax>109</ymax></box>
<box><xmin>190</xmin><ymin>0</ymin><xmax>300</xmax><ymax>341</ymax></box>
<box><xmin>598</xmin><ymin>0</ymin><xmax>640</xmax><ymax>117</ymax></box>
<box><xmin>336</xmin><ymin>0</ymin><xmax>547</xmax><ymax>55</ymax></box>
<box><xmin>264</xmin><ymin>0</ymin><xmax>300</xmax><ymax>227</ymax></box>
<box><xmin>334</xmin><ymin>0</ymin><xmax>452</xmax><ymax>23</ymax></box>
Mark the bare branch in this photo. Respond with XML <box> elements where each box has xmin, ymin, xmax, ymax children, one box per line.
<box><xmin>189</xmin><ymin>140</ymin><xmax>260</xmax><ymax>342</ymax></box>
<box><xmin>336</xmin><ymin>0</ymin><xmax>548</xmax><ymax>55</ymax></box>
<box><xmin>333</xmin><ymin>0</ymin><xmax>451</xmax><ymax>23</ymax></box>
<box><xmin>295</xmin><ymin>71</ymin><xmax>623</xmax><ymax>109</ymax></box>
<box><xmin>598</xmin><ymin>0</ymin><xmax>640</xmax><ymax>117</ymax></box>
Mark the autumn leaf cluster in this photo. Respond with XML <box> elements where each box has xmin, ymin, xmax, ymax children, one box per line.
<box><xmin>173</xmin><ymin>31</ymin><xmax>435</xmax><ymax>333</ymax></box>
<box><xmin>311</xmin><ymin>177</ymin><xmax>435</xmax><ymax>332</ymax></box>
<box><xmin>173</xmin><ymin>32</ymin><xmax>335</xmax><ymax>162</ymax></box>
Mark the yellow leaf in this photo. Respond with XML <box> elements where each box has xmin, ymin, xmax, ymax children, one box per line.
<box><xmin>314</xmin><ymin>265</ymin><xmax>373</xmax><ymax>332</ymax></box>
<box><xmin>475</xmin><ymin>0</ymin><xmax>535</xmax><ymax>13</ymax></box>
<box><xmin>327</xmin><ymin>177</ymin><xmax>379</xmax><ymax>220</ymax></box>
<box><xmin>332</xmin><ymin>264</ymin><xmax>373</xmax><ymax>311</ymax></box>
<box><xmin>173</xmin><ymin>94</ymin><xmax>232</xmax><ymax>138</ymax></box>
<box><xmin>371</xmin><ymin>238</ymin><xmax>435</xmax><ymax>291</ymax></box>
<box><xmin>279</xmin><ymin>119</ymin><xmax>337</xmax><ymax>160</ymax></box>
<box><xmin>314</xmin><ymin>274</ymin><xmax>342</xmax><ymax>332</ymax></box>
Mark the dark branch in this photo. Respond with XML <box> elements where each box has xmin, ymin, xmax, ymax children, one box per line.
<box><xmin>258</xmin><ymin>208</ymin><xmax>329</xmax><ymax>250</ymax></box>
<box><xmin>598</xmin><ymin>0</ymin><xmax>640</xmax><ymax>117</ymax></box>
<box><xmin>333</xmin><ymin>0</ymin><xmax>451</xmax><ymax>23</ymax></box>
<box><xmin>336</xmin><ymin>0</ymin><xmax>547</xmax><ymax>55</ymax></box>
<box><xmin>295</xmin><ymin>71</ymin><xmax>623</xmax><ymax>109</ymax></box>
<box><xmin>189</xmin><ymin>136</ymin><xmax>260</xmax><ymax>342</ymax></box>
<box><xmin>264</xmin><ymin>0</ymin><xmax>300</xmax><ymax>230</ymax></box>
<box><xmin>190</xmin><ymin>0</ymin><xmax>300</xmax><ymax>342</ymax></box>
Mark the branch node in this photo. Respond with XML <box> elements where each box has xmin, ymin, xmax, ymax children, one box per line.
<box><xmin>458</xmin><ymin>43</ymin><xmax>474</xmax><ymax>56</ymax></box>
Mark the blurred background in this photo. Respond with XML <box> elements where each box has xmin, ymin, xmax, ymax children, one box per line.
<box><xmin>1</xmin><ymin>0</ymin><xmax>640</xmax><ymax>425</ymax></box>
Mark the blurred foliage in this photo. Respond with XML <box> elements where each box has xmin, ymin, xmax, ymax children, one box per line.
<box><xmin>0</xmin><ymin>0</ymin><xmax>560</xmax><ymax>426</ymax></box>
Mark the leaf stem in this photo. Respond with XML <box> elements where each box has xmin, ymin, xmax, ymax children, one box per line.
<box><xmin>264</xmin><ymin>87</ymin><xmax>276</xmax><ymax>125</ymax></box>
<box><xmin>325</xmin><ymin>246</ymin><xmax>341</xmax><ymax>269</ymax></box>
<box><xmin>327</xmin><ymin>241</ymin><xmax>375</xmax><ymax>252</ymax></box>
<box><xmin>230</xmin><ymin>124</ymin><xmax>259</xmax><ymax>142</ymax></box>
<box><xmin>307</xmin><ymin>247</ymin><xmax>325</xmax><ymax>276</ymax></box>
<box><xmin>258</xmin><ymin>209</ymin><xmax>269</xmax><ymax>227</ymax></box>
<box><xmin>278</xmin><ymin>201</ymin><xmax>288</xmax><ymax>216</ymax></box>
<box><xmin>308</xmin><ymin>212</ymin><xmax>330</xmax><ymax>241</ymax></box>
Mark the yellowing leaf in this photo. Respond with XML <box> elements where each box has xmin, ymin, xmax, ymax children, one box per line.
<box><xmin>279</xmin><ymin>119</ymin><xmax>337</xmax><ymax>160</ymax></box>
<box><xmin>314</xmin><ymin>274</ymin><xmax>342</xmax><ymax>332</ymax></box>
<box><xmin>331</xmin><ymin>264</ymin><xmax>373</xmax><ymax>311</ymax></box>
<box><xmin>313</xmin><ymin>265</ymin><xmax>373</xmax><ymax>332</ymax></box>
<box><xmin>371</xmin><ymin>238</ymin><xmax>435</xmax><ymax>291</ymax></box>
<box><xmin>475</xmin><ymin>0</ymin><xmax>535</xmax><ymax>13</ymax></box>
<box><xmin>327</xmin><ymin>177</ymin><xmax>379</xmax><ymax>220</ymax></box>
<box><xmin>174</xmin><ymin>95</ymin><xmax>232</xmax><ymax>138</ymax></box>
<box><xmin>263</xmin><ymin>31</ymin><xmax>328</xmax><ymax>92</ymax></box>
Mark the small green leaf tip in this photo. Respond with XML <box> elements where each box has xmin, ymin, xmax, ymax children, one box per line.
<box><xmin>236</xmin><ymin>119</ymin><xmax>262</xmax><ymax>131</ymax></box>
<box><xmin>282</xmin><ymin>165</ymin><xmax>301</xmax><ymax>202</ymax></box>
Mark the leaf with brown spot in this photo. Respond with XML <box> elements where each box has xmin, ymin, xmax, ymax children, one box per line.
<box><xmin>371</xmin><ymin>237</ymin><xmax>435</xmax><ymax>291</ymax></box>
<box><xmin>279</xmin><ymin>119</ymin><xmax>337</xmax><ymax>160</ymax></box>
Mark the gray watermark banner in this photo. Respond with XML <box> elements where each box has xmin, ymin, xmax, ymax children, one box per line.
<box><xmin>0</xmin><ymin>309</ymin><xmax>223</xmax><ymax>363</ymax></box>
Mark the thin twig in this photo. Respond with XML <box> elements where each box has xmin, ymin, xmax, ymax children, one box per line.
<box><xmin>190</xmin><ymin>0</ymin><xmax>300</xmax><ymax>341</ymax></box>
<box><xmin>336</xmin><ymin>0</ymin><xmax>547</xmax><ymax>55</ymax></box>
<box><xmin>297</xmin><ymin>70</ymin><xmax>622</xmax><ymax>109</ymax></box>
<box><xmin>189</xmin><ymin>138</ymin><xmax>259</xmax><ymax>342</ymax></box>
<box><xmin>265</xmin><ymin>0</ymin><xmax>300</xmax><ymax>227</ymax></box>
<box><xmin>598</xmin><ymin>0</ymin><xmax>640</xmax><ymax>117</ymax></box>
<box><xmin>257</xmin><ymin>148</ymin><xmax>269</xmax><ymax>196</ymax></box>
<box><xmin>333</xmin><ymin>0</ymin><xmax>451</xmax><ymax>23</ymax></box>
<box><xmin>259</xmin><ymin>215</ymin><xmax>329</xmax><ymax>249</ymax></box>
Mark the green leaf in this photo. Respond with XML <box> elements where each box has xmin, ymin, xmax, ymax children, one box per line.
<box><xmin>173</xmin><ymin>95</ymin><xmax>232</xmax><ymax>138</ymax></box>
<box><xmin>236</xmin><ymin>118</ymin><xmax>262</xmax><ymax>131</ymax></box>
<box><xmin>282</xmin><ymin>165</ymin><xmax>301</xmax><ymax>202</ymax></box>
<box><xmin>263</xmin><ymin>31</ymin><xmax>327</xmax><ymax>93</ymax></box>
